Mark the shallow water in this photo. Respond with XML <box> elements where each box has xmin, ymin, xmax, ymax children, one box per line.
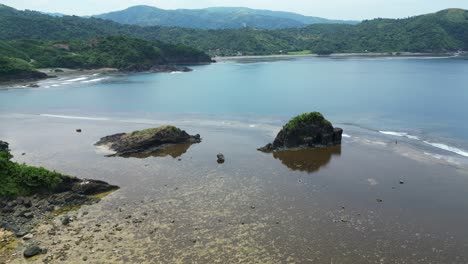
<box><xmin>1</xmin><ymin>57</ymin><xmax>468</xmax><ymax>263</ymax></box>
<box><xmin>1</xmin><ymin>114</ymin><xmax>468</xmax><ymax>263</ymax></box>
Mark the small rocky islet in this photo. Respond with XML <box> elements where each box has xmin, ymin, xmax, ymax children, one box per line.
<box><xmin>95</xmin><ymin>125</ymin><xmax>201</xmax><ymax>158</ymax></box>
<box><xmin>258</xmin><ymin>112</ymin><xmax>343</xmax><ymax>152</ymax></box>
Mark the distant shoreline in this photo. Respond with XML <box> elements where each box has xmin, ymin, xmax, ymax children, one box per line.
<box><xmin>214</xmin><ymin>52</ymin><xmax>461</xmax><ymax>61</ymax></box>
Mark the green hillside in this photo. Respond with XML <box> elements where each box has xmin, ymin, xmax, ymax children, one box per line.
<box><xmin>94</xmin><ymin>5</ymin><xmax>357</xmax><ymax>29</ymax></box>
<box><xmin>1</xmin><ymin>4</ymin><xmax>467</xmax><ymax>58</ymax></box>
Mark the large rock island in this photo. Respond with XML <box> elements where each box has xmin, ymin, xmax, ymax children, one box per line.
<box><xmin>258</xmin><ymin>112</ymin><xmax>343</xmax><ymax>152</ymax></box>
<box><xmin>95</xmin><ymin>126</ymin><xmax>201</xmax><ymax>158</ymax></box>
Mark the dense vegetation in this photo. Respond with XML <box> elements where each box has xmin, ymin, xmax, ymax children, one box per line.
<box><xmin>1</xmin><ymin>4</ymin><xmax>467</xmax><ymax>57</ymax></box>
<box><xmin>0</xmin><ymin>142</ymin><xmax>65</xmax><ymax>197</ymax></box>
<box><xmin>95</xmin><ymin>5</ymin><xmax>357</xmax><ymax>29</ymax></box>
<box><xmin>0</xmin><ymin>4</ymin><xmax>212</xmax><ymax>81</ymax></box>
<box><xmin>0</xmin><ymin>56</ymin><xmax>47</xmax><ymax>82</ymax></box>
<box><xmin>284</xmin><ymin>112</ymin><xmax>332</xmax><ymax>131</ymax></box>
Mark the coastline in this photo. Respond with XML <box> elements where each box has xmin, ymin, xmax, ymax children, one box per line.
<box><xmin>214</xmin><ymin>51</ymin><xmax>460</xmax><ymax>61</ymax></box>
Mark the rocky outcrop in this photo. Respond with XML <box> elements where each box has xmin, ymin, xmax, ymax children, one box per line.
<box><xmin>95</xmin><ymin>126</ymin><xmax>201</xmax><ymax>157</ymax></box>
<box><xmin>258</xmin><ymin>112</ymin><xmax>343</xmax><ymax>152</ymax></box>
<box><xmin>0</xmin><ymin>70</ymin><xmax>49</xmax><ymax>83</ymax></box>
<box><xmin>0</xmin><ymin>140</ymin><xmax>119</xmax><ymax>236</ymax></box>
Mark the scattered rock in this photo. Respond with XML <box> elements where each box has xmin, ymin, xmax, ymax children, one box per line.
<box><xmin>22</xmin><ymin>212</ymin><xmax>34</xmax><ymax>219</ymax></box>
<box><xmin>24</xmin><ymin>245</ymin><xmax>47</xmax><ymax>258</ymax></box>
<box><xmin>258</xmin><ymin>112</ymin><xmax>342</xmax><ymax>152</ymax></box>
<box><xmin>76</xmin><ymin>129</ymin><xmax>82</xmax><ymax>133</ymax></box>
<box><xmin>217</xmin><ymin>154</ymin><xmax>225</xmax><ymax>164</ymax></box>
<box><xmin>399</xmin><ymin>180</ymin><xmax>405</xmax><ymax>184</ymax></box>
<box><xmin>62</xmin><ymin>216</ymin><xmax>72</xmax><ymax>225</ymax></box>
<box><xmin>22</xmin><ymin>233</ymin><xmax>34</xmax><ymax>240</ymax></box>
<box><xmin>83</xmin><ymin>256</ymin><xmax>88</xmax><ymax>261</ymax></box>
<box><xmin>376</xmin><ymin>199</ymin><xmax>383</xmax><ymax>203</ymax></box>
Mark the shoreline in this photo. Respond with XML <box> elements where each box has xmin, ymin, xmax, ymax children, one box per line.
<box><xmin>214</xmin><ymin>51</ymin><xmax>461</xmax><ymax>61</ymax></box>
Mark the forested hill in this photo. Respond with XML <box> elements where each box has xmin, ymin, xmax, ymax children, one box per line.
<box><xmin>1</xmin><ymin>4</ymin><xmax>468</xmax><ymax>56</ymax></box>
<box><xmin>0</xmin><ymin>4</ymin><xmax>212</xmax><ymax>82</ymax></box>
<box><xmin>94</xmin><ymin>5</ymin><xmax>358</xmax><ymax>29</ymax></box>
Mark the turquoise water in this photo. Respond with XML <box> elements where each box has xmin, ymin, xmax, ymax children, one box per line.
<box><xmin>1</xmin><ymin>56</ymin><xmax>468</xmax><ymax>153</ymax></box>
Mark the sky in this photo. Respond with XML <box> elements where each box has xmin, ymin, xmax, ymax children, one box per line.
<box><xmin>1</xmin><ymin>0</ymin><xmax>468</xmax><ymax>20</ymax></box>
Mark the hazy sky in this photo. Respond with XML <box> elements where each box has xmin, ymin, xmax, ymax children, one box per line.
<box><xmin>2</xmin><ymin>0</ymin><xmax>468</xmax><ymax>20</ymax></box>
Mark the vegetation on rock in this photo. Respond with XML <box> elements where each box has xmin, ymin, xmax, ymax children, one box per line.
<box><xmin>95</xmin><ymin>126</ymin><xmax>201</xmax><ymax>157</ymax></box>
<box><xmin>259</xmin><ymin>112</ymin><xmax>343</xmax><ymax>152</ymax></box>
<box><xmin>0</xmin><ymin>141</ymin><xmax>64</xmax><ymax>197</ymax></box>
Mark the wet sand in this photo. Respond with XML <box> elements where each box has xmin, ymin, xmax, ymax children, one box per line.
<box><xmin>1</xmin><ymin>114</ymin><xmax>468</xmax><ymax>263</ymax></box>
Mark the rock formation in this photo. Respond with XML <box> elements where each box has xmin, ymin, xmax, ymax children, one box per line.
<box><xmin>95</xmin><ymin>126</ymin><xmax>201</xmax><ymax>157</ymax></box>
<box><xmin>258</xmin><ymin>112</ymin><xmax>343</xmax><ymax>152</ymax></box>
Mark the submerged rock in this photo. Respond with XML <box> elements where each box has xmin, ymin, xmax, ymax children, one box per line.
<box><xmin>95</xmin><ymin>126</ymin><xmax>201</xmax><ymax>158</ymax></box>
<box><xmin>258</xmin><ymin>112</ymin><xmax>343</xmax><ymax>152</ymax></box>
<box><xmin>217</xmin><ymin>154</ymin><xmax>225</xmax><ymax>164</ymax></box>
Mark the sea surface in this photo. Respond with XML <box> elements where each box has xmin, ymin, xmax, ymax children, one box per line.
<box><xmin>1</xmin><ymin>57</ymin><xmax>468</xmax><ymax>263</ymax></box>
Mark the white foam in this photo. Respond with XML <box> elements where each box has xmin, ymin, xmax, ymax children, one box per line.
<box><xmin>82</xmin><ymin>77</ymin><xmax>109</xmax><ymax>83</ymax></box>
<box><xmin>40</xmin><ymin>114</ymin><xmax>110</xmax><ymax>121</ymax></box>
<box><xmin>423</xmin><ymin>141</ymin><xmax>468</xmax><ymax>157</ymax></box>
<box><xmin>342</xmin><ymin>134</ymin><xmax>351</xmax><ymax>138</ymax></box>
<box><xmin>51</xmin><ymin>84</ymin><xmax>60</xmax><ymax>87</ymax></box>
<box><xmin>170</xmin><ymin>71</ymin><xmax>183</xmax><ymax>74</ymax></box>
<box><xmin>65</xmin><ymin>77</ymin><xmax>88</xmax><ymax>82</ymax></box>
<box><xmin>379</xmin><ymin>131</ymin><xmax>420</xmax><ymax>140</ymax></box>
<box><xmin>367</xmin><ymin>178</ymin><xmax>378</xmax><ymax>186</ymax></box>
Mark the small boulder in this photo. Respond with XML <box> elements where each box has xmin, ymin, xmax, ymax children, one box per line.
<box><xmin>76</xmin><ymin>129</ymin><xmax>82</xmax><ymax>133</ymax></box>
<box><xmin>24</xmin><ymin>245</ymin><xmax>47</xmax><ymax>258</ymax></box>
<box><xmin>62</xmin><ymin>216</ymin><xmax>72</xmax><ymax>225</ymax></box>
<box><xmin>23</xmin><ymin>233</ymin><xmax>34</xmax><ymax>240</ymax></box>
<box><xmin>217</xmin><ymin>154</ymin><xmax>225</xmax><ymax>164</ymax></box>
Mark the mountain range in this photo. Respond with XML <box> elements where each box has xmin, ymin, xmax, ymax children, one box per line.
<box><xmin>0</xmin><ymin>4</ymin><xmax>467</xmax><ymax>58</ymax></box>
<box><xmin>93</xmin><ymin>5</ymin><xmax>358</xmax><ymax>29</ymax></box>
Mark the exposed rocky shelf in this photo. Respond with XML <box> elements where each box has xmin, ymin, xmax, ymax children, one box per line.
<box><xmin>258</xmin><ymin>112</ymin><xmax>343</xmax><ymax>152</ymax></box>
<box><xmin>95</xmin><ymin>126</ymin><xmax>201</xmax><ymax>158</ymax></box>
<box><xmin>0</xmin><ymin>140</ymin><xmax>119</xmax><ymax>259</ymax></box>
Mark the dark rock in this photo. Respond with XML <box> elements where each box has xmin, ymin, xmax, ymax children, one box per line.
<box><xmin>54</xmin><ymin>69</ymin><xmax>64</xmax><ymax>73</ymax></box>
<box><xmin>24</xmin><ymin>245</ymin><xmax>47</xmax><ymax>258</ymax></box>
<box><xmin>22</xmin><ymin>212</ymin><xmax>34</xmax><ymax>219</ymax></box>
<box><xmin>399</xmin><ymin>180</ymin><xmax>405</xmax><ymax>184</ymax></box>
<box><xmin>25</xmin><ymin>83</ymin><xmax>40</xmax><ymax>88</ymax></box>
<box><xmin>258</xmin><ymin>112</ymin><xmax>343</xmax><ymax>152</ymax></box>
<box><xmin>71</xmin><ymin>179</ymin><xmax>119</xmax><ymax>196</ymax></box>
<box><xmin>83</xmin><ymin>256</ymin><xmax>88</xmax><ymax>261</ymax></box>
<box><xmin>150</xmin><ymin>65</ymin><xmax>193</xmax><ymax>73</ymax></box>
<box><xmin>15</xmin><ymin>230</ymin><xmax>28</xmax><ymax>238</ymax></box>
<box><xmin>217</xmin><ymin>154</ymin><xmax>225</xmax><ymax>164</ymax></box>
<box><xmin>62</xmin><ymin>216</ymin><xmax>72</xmax><ymax>225</ymax></box>
<box><xmin>376</xmin><ymin>199</ymin><xmax>383</xmax><ymax>203</ymax></box>
<box><xmin>23</xmin><ymin>199</ymin><xmax>32</xmax><ymax>208</ymax></box>
<box><xmin>95</xmin><ymin>126</ymin><xmax>201</xmax><ymax>158</ymax></box>
<box><xmin>76</xmin><ymin>129</ymin><xmax>82</xmax><ymax>133</ymax></box>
